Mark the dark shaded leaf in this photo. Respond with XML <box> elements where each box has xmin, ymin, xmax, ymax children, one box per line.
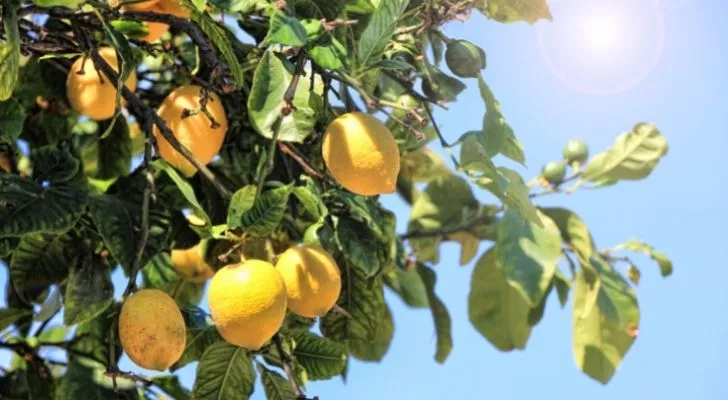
<box><xmin>350</xmin><ymin>304</ymin><xmax>394</xmax><ymax>362</ymax></box>
<box><xmin>257</xmin><ymin>363</ymin><xmax>296</xmax><ymax>400</ymax></box>
<box><xmin>227</xmin><ymin>184</ymin><xmax>291</xmax><ymax>237</ymax></box>
<box><xmin>0</xmin><ymin>99</ymin><xmax>25</xmax><ymax>140</ymax></box>
<box><xmin>9</xmin><ymin>233</ymin><xmax>73</xmax><ymax>303</ymax></box>
<box><xmin>192</xmin><ymin>342</ymin><xmax>255</xmax><ymax>400</ymax></box>
<box><xmin>64</xmin><ymin>251</ymin><xmax>113</xmax><ymax>325</ymax></box>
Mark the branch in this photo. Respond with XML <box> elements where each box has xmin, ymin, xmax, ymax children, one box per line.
<box><xmin>400</xmin><ymin>215</ymin><xmax>492</xmax><ymax>240</ymax></box>
<box><xmin>272</xmin><ymin>334</ymin><xmax>305</xmax><ymax>398</ymax></box>
<box><xmin>278</xmin><ymin>142</ymin><xmax>333</xmax><ymax>183</ymax></box>
<box><xmin>86</xmin><ymin>49</ymin><xmax>233</xmax><ymax>199</ymax></box>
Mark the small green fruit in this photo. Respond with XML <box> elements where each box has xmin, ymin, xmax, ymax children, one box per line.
<box><xmin>445</xmin><ymin>40</ymin><xmax>486</xmax><ymax>78</ymax></box>
<box><xmin>563</xmin><ymin>139</ymin><xmax>589</xmax><ymax>164</ymax></box>
<box><xmin>541</xmin><ymin>161</ymin><xmax>568</xmax><ymax>184</ymax></box>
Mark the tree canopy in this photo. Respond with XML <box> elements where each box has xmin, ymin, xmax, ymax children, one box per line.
<box><xmin>0</xmin><ymin>0</ymin><xmax>671</xmax><ymax>398</ymax></box>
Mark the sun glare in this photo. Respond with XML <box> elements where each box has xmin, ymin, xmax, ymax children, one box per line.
<box><xmin>535</xmin><ymin>0</ymin><xmax>665</xmax><ymax>96</ymax></box>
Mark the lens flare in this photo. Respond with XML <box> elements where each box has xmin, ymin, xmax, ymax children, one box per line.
<box><xmin>536</xmin><ymin>0</ymin><xmax>666</xmax><ymax>96</ymax></box>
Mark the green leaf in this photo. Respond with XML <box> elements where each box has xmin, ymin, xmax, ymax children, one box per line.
<box><xmin>88</xmin><ymin>193</ymin><xmax>171</xmax><ymax>273</ymax></box>
<box><xmin>0</xmin><ymin>99</ymin><xmax>26</xmax><ymax>140</ymax></box>
<box><xmin>84</xmin><ymin>118</ymin><xmax>132</xmax><ymax>180</ymax></box>
<box><xmin>227</xmin><ymin>184</ymin><xmax>291</xmax><ymax>236</ymax></box>
<box><xmin>321</xmin><ymin>261</ymin><xmax>385</xmax><ymax>343</ymax></box>
<box><xmin>582</xmin><ymin>123</ymin><xmax>668</xmax><ymax>184</ymax></box>
<box><xmin>152</xmin><ymin>375</ymin><xmax>191</xmax><ymax>400</ymax></box>
<box><xmin>468</xmin><ymin>249</ymin><xmax>532</xmax><ymax>351</ymax></box>
<box><xmin>421</xmin><ymin>67</ymin><xmax>466</xmax><ymax>102</ymax></box>
<box><xmin>418</xmin><ymin>265</ymin><xmax>452</xmax><ymax>363</ymax></box>
<box><xmin>477</xmin><ymin>76</ymin><xmax>525</xmax><ymax>164</ymax></box>
<box><xmin>172</xmin><ymin>307</ymin><xmax>221</xmax><ymax>371</ymax></box>
<box><xmin>0</xmin><ymin>7</ymin><xmax>20</xmax><ymax>101</ymax></box>
<box><xmin>553</xmin><ymin>268</ymin><xmax>571</xmax><ymax>307</ymax></box>
<box><xmin>248</xmin><ymin>51</ymin><xmax>316</xmax><ymax>142</ymax></box>
<box><xmin>31</xmin><ymin>146</ymin><xmax>81</xmax><ymax>185</ymax></box>
<box><xmin>292</xmin><ymin>184</ymin><xmax>327</xmax><ymax>220</ymax></box>
<box><xmin>69</xmin><ymin>305</ymin><xmax>122</xmax><ymax>366</ymax></box>
<box><xmin>0</xmin><ymin>308</ymin><xmax>33</xmax><ymax>332</ymax></box>
<box><xmin>408</xmin><ymin>174</ymin><xmax>478</xmax><ymax>263</ymax></box>
<box><xmin>307</xmin><ymin>33</ymin><xmax>349</xmax><ymax>70</ymax></box>
<box><xmin>264</xmin><ymin>11</ymin><xmax>308</xmax><ymax>47</ymax></box>
<box><xmin>9</xmin><ymin>233</ymin><xmax>73</xmax><ymax>303</ymax></box>
<box><xmin>478</xmin><ymin>0</ymin><xmax>552</xmax><ymax>24</ymax></box>
<box><xmin>527</xmin><ymin>282</ymin><xmax>552</xmax><ymax>326</ymax></box>
<box><xmin>142</xmin><ymin>253</ymin><xmax>205</xmax><ymax>307</ymax></box>
<box><xmin>358</xmin><ymin>0</ymin><xmax>410</xmax><ymax>68</ymax></box>
<box><xmin>496</xmin><ymin>210</ymin><xmax>562</xmax><ymax>306</ymax></box>
<box><xmin>191</xmin><ymin>12</ymin><xmax>244</xmax><ymax>87</ymax></box>
<box><xmin>257</xmin><ymin>363</ymin><xmax>296</xmax><ymax>400</ymax></box>
<box><xmin>335</xmin><ymin>217</ymin><xmax>385</xmax><ymax>277</ymax></box>
<box><xmin>573</xmin><ymin>255</ymin><xmax>640</xmax><ymax>384</ymax></box>
<box><xmin>156</xmin><ymin>160</ymin><xmax>211</xmax><ymax>227</ymax></box>
<box><xmin>540</xmin><ymin>207</ymin><xmax>596</xmax><ymax>262</ymax></box>
<box><xmin>64</xmin><ymin>252</ymin><xmax>113</xmax><ymax>326</ymax></box>
<box><xmin>31</xmin><ymin>0</ymin><xmax>85</xmax><ymax>7</ymax></box>
<box><xmin>474</xmin><ymin>167</ymin><xmax>541</xmax><ymax>226</ymax></box>
<box><xmin>384</xmin><ymin>267</ymin><xmax>429</xmax><ymax>308</ymax></box>
<box><xmin>24</xmin><ymin>358</ymin><xmax>55</xmax><ymax>400</ymax></box>
<box><xmin>350</xmin><ymin>304</ymin><xmax>394</xmax><ymax>362</ymax></box>
<box><xmin>614</xmin><ymin>238</ymin><xmax>673</xmax><ymax>277</ymax></box>
<box><xmin>288</xmin><ymin>329</ymin><xmax>347</xmax><ymax>380</ymax></box>
<box><xmin>0</xmin><ymin>173</ymin><xmax>88</xmax><ymax>237</ymax></box>
<box><xmin>192</xmin><ymin>342</ymin><xmax>256</xmax><ymax>400</ymax></box>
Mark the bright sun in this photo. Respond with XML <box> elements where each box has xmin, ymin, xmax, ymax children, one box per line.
<box><xmin>535</xmin><ymin>0</ymin><xmax>665</xmax><ymax>96</ymax></box>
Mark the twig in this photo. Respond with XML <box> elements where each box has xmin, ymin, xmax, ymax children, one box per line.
<box><xmin>272</xmin><ymin>334</ymin><xmax>304</xmax><ymax>397</ymax></box>
<box><xmin>423</xmin><ymin>105</ymin><xmax>460</xmax><ymax>168</ymax></box>
<box><xmin>400</xmin><ymin>215</ymin><xmax>491</xmax><ymax>240</ymax></box>
<box><xmin>278</xmin><ymin>142</ymin><xmax>332</xmax><ymax>183</ymax></box>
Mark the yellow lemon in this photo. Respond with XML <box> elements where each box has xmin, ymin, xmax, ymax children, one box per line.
<box><xmin>141</xmin><ymin>7</ymin><xmax>169</xmax><ymax>42</ymax></box>
<box><xmin>66</xmin><ymin>47</ymin><xmax>138</xmax><ymax>121</ymax></box>
<box><xmin>208</xmin><ymin>260</ymin><xmax>287</xmax><ymax>350</ymax></box>
<box><xmin>170</xmin><ymin>242</ymin><xmax>214</xmax><ymax>283</ymax></box>
<box><xmin>276</xmin><ymin>244</ymin><xmax>341</xmax><ymax>318</ymax></box>
<box><xmin>157</xmin><ymin>0</ymin><xmax>190</xmax><ymax>18</ymax></box>
<box><xmin>322</xmin><ymin>112</ymin><xmax>401</xmax><ymax>196</ymax></box>
<box><xmin>154</xmin><ymin>84</ymin><xmax>228</xmax><ymax>176</ymax></box>
<box><xmin>118</xmin><ymin>289</ymin><xmax>186</xmax><ymax>371</ymax></box>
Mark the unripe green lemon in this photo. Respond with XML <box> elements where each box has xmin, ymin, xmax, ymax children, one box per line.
<box><xmin>563</xmin><ymin>139</ymin><xmax>589</xmax><ymax>164</ymax></box>
<box><xmin>541</xmin><ymin>160</ymin><xmax>568</xmax><ymax>184</ymax></box>
<box><xmin>445</xmin><ymin>39</ymin><xmax>486</xmax><ymax>78</ymax></box>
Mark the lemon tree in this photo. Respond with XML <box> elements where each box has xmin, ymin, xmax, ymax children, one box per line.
<box><xmin>0</xmin><ymin>0</ymin><xmax>672</xmax><ymax>398</ymax></box>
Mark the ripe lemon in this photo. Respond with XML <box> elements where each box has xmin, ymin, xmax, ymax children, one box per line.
<box><xmin>119</xmin><ymin>0</ymin><xmax>159</xmax><ymax>11</ymax></box>
<box><xmin>322</xmin><ymin>112</ymin><xmax>401</xmax><ymax>196</ymax></box>
<box><xmin>276</xmin><ymin>244</ymin><xmax>341</xmax><ymax>318</ymax></box>
<box><xmin>208</xmin><ymin>260</ymin><xmax>287</xmax><ymax>350</ymax></box>
<box><xmin>66</xmin><ymin>47</ymin><xmax>138</xmax><ymax>121</ymax></box>
<box><xmin>157</xmin><ymin>0</ymin><xmax>190</xmax><ymax>18</ymax></box>
<box><xmin>141</xmin><ymin>7</ymin><xmax>169</xmax><ymax>42</ymax></box>
<box><xmin>171</xmin><ymin>242</ymin><xmax>214</xmax><ymax>283</ymax></box>
<box><xmin>154</xmin><ymin>85</ymin><xmax>228</xmax><ymax>176</ymax></box>
<box><xmin>118</xmin><ymin>289</ymin><xmax>186</xmax><ymax>371</ymax></box>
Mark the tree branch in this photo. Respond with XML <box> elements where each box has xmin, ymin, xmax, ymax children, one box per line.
<box><xmin>273</xmin><ymin>334</ymin><xmax>304</xmax><ymax>397</ymax></box>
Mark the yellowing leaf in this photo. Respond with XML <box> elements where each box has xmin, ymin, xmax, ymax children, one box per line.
<box><xmin>447</xmin><ymin>232</ymin><xmax>479</xmax><ymax>266</ymax></box>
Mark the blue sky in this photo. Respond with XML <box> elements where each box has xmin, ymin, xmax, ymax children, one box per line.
<box><xmin>3</xmin><ymin>0</ymin><xmax>728</xmax><ymax>398</ymax></box>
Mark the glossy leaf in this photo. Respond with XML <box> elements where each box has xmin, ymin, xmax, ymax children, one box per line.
<box><xmin>321</xmin><ymin>260</ymin><xmax>386</xmax><ymax>344</ymax></box>
<box><xmin>540</xmin><ymin>207</ymin><xmax>596</xmax><ymax>262</ymax></box>
<box><xmin>479</xmin><ymin>0</ymin><xmax>552</xmax><ymax>24</ymax></box>
<box><xmin>227</xmin><ymin>184</ymin><xmax>291</xmax><ymax>237</ymax></box>
<box><xmin>64</xmin><ymin>252</ymin><xmax>114</xmax><ymax>325</ymax></box>
<box><xmin>0</xmin><ymin>175</ymin><xmax>88</xmax><ymax>237</ymax></box>
<box><xmin>469</xmin><ymin>249</ymin><xmax>532</xmax><ymax>351</ymax></box>
<box><xmin>0</xmin><ymin>7</ymin><xmax>20</xmax><ymax>101</ymax></box>
<box><xmin>192</xmin><ymin>342</ymin><xmax>256</xmax><ymax>400</ymax></box>
<box><xmin>192</xmin><ymin>12</ymin><xmax>245</xmax><ymax>87</ymax></box>
<box><xmin>69</xmin><ymin>305</ymin><xmax>122</xmax><ymax>366</ymax></box>
<box><xmin>358</xmin><ymin>0</ymin><xmax>410</xmax><ymax>68</ymax></box>
<box><xmin>582</xmin><ymin>123</ymin><xmax>668</xmax><ymax>184</ymax></box>
<box><xmin>573</xmin><ymin>255</ymin><xmax>640</xmax><ymax>384</ymax></box>
<box><xmin>335</xmin><ymin>217</ymin><xmax>385</xmax><ymax>277</ymax></box>
<box><xmin>9</xmin><ymin>233</ymin><xmax>73</xmax><ymax>303</ymax></box>
<box><xmin>419</xmin><ymin>266</ymin><xmax>452</xmax><ymax>363</ymax></box>
<box><xmin>496</xmin><ymin>210</ymin><xmax>562</xmax><ymax>306</ymax></box>
<box><xmin>289</xmin><ymin>329</ymin><xmax>347</xmax><ymax>380</ymax></box>
<box><xmin>257</xmin><ymin>363</ymin><xmax>296</xmax><ymax>400</ymax></box>
<box><xmin>248</xmin><ymin>51</ymin><xmax>316</xmax><ymax>142</ymax></box>
<box><xmin>264</xmin><ymin>11</ymin><xmax>308</xmax><ymax>47</ymax></box>
<box><xmin>0</xmin><ymin>99</ymin><xmax>25</xmax><ymax>140</ymax></box>
<box><xmin>350</xmin><ymin>305</ymin><xmax>394</xmax><ymax>362</ymax></box>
